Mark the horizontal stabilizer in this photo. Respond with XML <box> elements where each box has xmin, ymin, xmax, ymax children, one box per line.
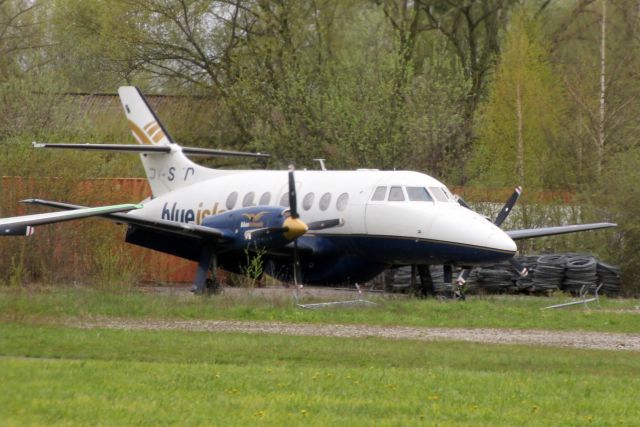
<box><xmin>32</xmin><ymin>142</ymin><xmax>270</xmax><ymax>159</ymax></box>
<box><xmin>0</xmin><ymin>204</ymin><xmax>142</xmax><ymax>229</ymax></box>
<box><xmin>506</xmin><ymin>222</ymin><xmax>616</xmax><ymax>240</ymax></box>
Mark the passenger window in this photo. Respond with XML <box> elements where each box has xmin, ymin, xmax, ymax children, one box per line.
<box><xmin>279</xmin><ymin>192</ymin><xmax>289</xmax><ymax>207</ymax></box>
<box><xmin>406</xmin><ymin>187</ymin><xmax>433</xmax><ymax>202</ymax></box>
<box><xmin>319</xmin><ymin>192</ymin><xmax>331</xmax><ymax>211</ymax></box>
<box><xmin>226</xmin><ymin>192</ymin><xmax>238</xmax><ymax>210</ymax></box>
<box><xmin>371</xmin><ymin>186</ymin><xmax>387</xmax><ymax>201</ymax></box>
<box><xmin>336</xmin><ymin>193</ymin><xmax>349</xmax><ymax>211</ymax></box>
<box><xmin>259</xmin><ymin>192</ymin><xmax>271</xmax><ymax>205</ymax></box>
<box><xmin>388</xmin><ymin>186</ymin><xmax>405</xmax><ymax>201</ymax></box>
<box><xmin>242</xmin><ymin>192</ymin><xmax>255</xmax><ymax>207</ymax></box>
<box><xmin>429</xmin><ymin>187</ymin><xmax>448</xmax><ymax>202</ymax></box>
<box><xmin>303</xmin><ymin>193</ymin><xmax>315</xmax><ymax>211</ymax></box>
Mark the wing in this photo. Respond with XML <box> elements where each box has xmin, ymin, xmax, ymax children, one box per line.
<box><xmin>20</xmin><ymin>199</ymin><xmax>226</xmax><ymax>241</ymax></box>
<box><xmin>0</xmin><ymin>204</ymin><xmax>141</xmax><ymax>229</ymax></box>
<box><xmin>506</xmin><ymin>222</ymin><xmax>616</xmax><ymax>240</ymax></box>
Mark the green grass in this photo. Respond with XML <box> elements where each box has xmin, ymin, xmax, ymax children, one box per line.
<box><xmin>1</xmin><ymin>323</ymin><xmax>639</xmax><ymax>426</ymax></box>
<box><xmin>1</xmin><ymin>286</ymin><xmax>639</xmax><ymax>333</ymax></box>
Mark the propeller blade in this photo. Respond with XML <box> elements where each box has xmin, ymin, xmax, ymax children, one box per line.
<box><xmin>509</xmin><ymin>257</ymin><xmax>529</xmax><ymax>277</ymax></box>
<box><xmin>306</xmin><ymin>218</ymin><xmax>344</xmax><ymax>231</ymax></box>
<box><xmin>293</xmin><ymin>239</ymin><xmax>301</xmax><ymax>287</ymax></box>
<box><xmin>456</xmin><ymin>196</ymin><xmax>472</xmax><ymax>210</ymax></box>
<box><xmin>288</xmin><ymin>165</ymin><xmax>299</xmax><ymax>219</ymax></box>
<box><xmin>494</xmin><ymin>186</ymin><xmax>522</xmax><ymax>227</ymax></box>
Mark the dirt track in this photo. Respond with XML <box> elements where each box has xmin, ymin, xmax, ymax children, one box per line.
<box><xmin>69</xmin><ymin>318</ymin><xmax>640</xmax><ymax>352</ymax></box>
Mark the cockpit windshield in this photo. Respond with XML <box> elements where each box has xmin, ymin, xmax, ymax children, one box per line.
<box><xmin>371</xmin><ymin>184</ymin><xmax>456</xmax><ymax>203</ymax></box>
<box><xmin>406</xmin><ymin>187</ymin><xmax>433</xmax><ymax>202</ymax></box>
<box><xmin>428</xmin><ymin>187</ymin><xmax>449</xmax><ymax>202</ymax></box>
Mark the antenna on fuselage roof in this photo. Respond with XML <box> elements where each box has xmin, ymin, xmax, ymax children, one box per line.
<box><xmin>313</xmin><ymin>159</ymin><xmax>327</xmax><ymax>171</ymax></box>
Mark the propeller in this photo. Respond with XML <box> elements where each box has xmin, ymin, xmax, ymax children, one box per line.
<box><xmin>494</xmin><ymin>186</ymin><xmax>522</xmax><ymax>227</ymax></box>
<box><xmin>455</xmin><ymin>195</ymin><xmax>472</xmax><ymax>210</ymax></box>
<box><xmin>244</xmin><ymin>167</ymin><xmax>343</xmax><ymax>244</ymax></box>
<box><xmin>284</xmin><ymin>165</ymin><xmax>343</xmax><ymax>287</ymax></box>
<box><xmin>455</xmin><ymin>187</ymin><xmax>527</xmax><ymax>288</ymax></box>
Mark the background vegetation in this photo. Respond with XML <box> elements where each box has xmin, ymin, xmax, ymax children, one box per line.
<box><xmin>0</xmin><ymin>0</ymin><xmax>639</xmax><ymax>293</ymax></box>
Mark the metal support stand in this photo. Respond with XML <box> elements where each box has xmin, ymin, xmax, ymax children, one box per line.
<box><xmin>294</xmin><ymin>283</ymin><xmax>377</xmax><ymax>310</ymax></box>
<box><xmin>444</xmin><ymin>265</ymin><xmax>465</xmax><ymax>300</ymax></box>
<box><xmin>543</xmin><ymin>283</ymin><xmax>602</xmax><ymax>309</ymax></box>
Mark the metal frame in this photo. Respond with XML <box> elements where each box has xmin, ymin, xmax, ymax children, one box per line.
<box><xmin>543</xmin><ymin>283</ymin><xmax>603</xmax><ymax>310</ymax></box>
<box><xmin>293</xmin><ymin>284</ymin><xmax>377</xmax><ymax>309</ymax></box>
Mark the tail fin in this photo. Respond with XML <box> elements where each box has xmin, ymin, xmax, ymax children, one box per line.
<box><xmin>118</xmin><ymin>86</ymin><xmax>216</xmax><ymax>196</ymax></box>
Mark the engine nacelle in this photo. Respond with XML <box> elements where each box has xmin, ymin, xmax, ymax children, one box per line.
<box><xmin>1</xmin><ymin>225</ymin><xmax>34</xmax><ymax>236</ymax></box>
<box><xmin>201</xmin><ymin>206</ymin><xmax>292</xmax><ymax>250</ymax></box>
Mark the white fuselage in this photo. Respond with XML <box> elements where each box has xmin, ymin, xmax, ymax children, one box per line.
<box><xmin>130</xmin><ymin>169</ymin><xmax>517</xmax><ymax>259</ymax></box>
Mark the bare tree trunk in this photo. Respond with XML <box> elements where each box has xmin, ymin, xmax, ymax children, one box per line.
<box><xmin>597</xmin><ymin>0</ymin><xmax>606</xmax><ymax>177</ymax></box>
<box><xmin>516</xmin><ymin>83</ymin><xmax>525</xmax><ymax>185</ymax></box>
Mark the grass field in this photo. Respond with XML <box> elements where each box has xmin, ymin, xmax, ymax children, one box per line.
<box><xmin>1</xmin><ymin>286</ymin><xmax>639</xmax><ymax>425</ymax></box>
<box><xmin>1</xmin><ymin>323</ymin><xmax>640</xmax><ymax>426</ymax></box>
<box><xmin>1</xmin><ymin>286</ymin><xmax>639</xmax><ymax>332</ymax></box>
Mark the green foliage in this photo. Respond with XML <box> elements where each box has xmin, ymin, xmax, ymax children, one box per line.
<box><xmin>592</xmin><ymin>148</ymin><xmax>640</xmax><ymax>295</ymax></box>
<box><xmin>469</xmin><ymin>8</ymin><xmax>570</xmax><ymax>190</ymax></box>
<box><xmin>239</xmin><ymin>247</ymin><xmax>267</xmax><ymax>288</ymax></box>
<box><xmin>6</xmin><ymin>247</ymin><xmax>28</xmax><ymax>288</ymax></box>
<box><xmin>0</xmin><ymin>1</ymin><xmax>49</xmax><ymax>80</ymax></box>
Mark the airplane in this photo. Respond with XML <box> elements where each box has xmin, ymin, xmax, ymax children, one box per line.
<box><xmin>1</xmin><ymin>86</ymin><xmax>616</xmax><ymax>296</ymax></box>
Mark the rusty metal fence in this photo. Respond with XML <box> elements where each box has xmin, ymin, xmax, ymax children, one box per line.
<box><xmin>1</xmin><ymin>176</ymin><xmax>195</xmax><ymax>283</ymax></box>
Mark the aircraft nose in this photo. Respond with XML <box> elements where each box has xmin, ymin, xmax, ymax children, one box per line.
<box><xmin>487</xmin><ymin>230</ymin><xmax>517</xmax><ymax>253</ymax></box>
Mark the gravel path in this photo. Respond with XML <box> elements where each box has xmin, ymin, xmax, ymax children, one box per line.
<box><xmin>69</xmin><ymin>318</ymin><xmax>640</xmax><ymax>352</ymax></box>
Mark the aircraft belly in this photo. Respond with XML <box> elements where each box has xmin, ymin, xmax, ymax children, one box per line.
<box><xmin>264</xmin><ymin>252</ymin><xmax>386</xmax><ymax>286</ymax></box>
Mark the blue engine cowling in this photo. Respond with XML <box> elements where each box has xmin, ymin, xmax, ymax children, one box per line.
<box><xmin>201</xmin><ymin>206</ymin><xmax>292</xmax><ymax>251</ymax></box>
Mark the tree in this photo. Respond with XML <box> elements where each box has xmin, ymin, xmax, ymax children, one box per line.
<box><xmin>0</xmin><ymin>0</ymin><xmax>50</xmax><ymax>80</ymax></box>
<box><xmin>554</xmin><ymin>0</ymin><xmax>640</xmax><ymax>184</ymax></box>
<box><xmin>419</xmin><ymin>0</ymin><xmax>515</xmax><ymax>149</ymax></box>
<box><xmin>469</xmin><ymin>8</ymin><xmax>569</xmax><ymax>190</ymax></box>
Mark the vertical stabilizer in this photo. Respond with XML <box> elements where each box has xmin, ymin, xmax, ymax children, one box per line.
<box><xmin>118</xmin><ymin>86</ymin><xmax>216</xmax><ymax>196</ymax></box>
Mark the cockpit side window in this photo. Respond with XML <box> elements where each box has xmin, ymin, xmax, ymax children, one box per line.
<box><xmin>428</xmin><ymin>187</ymin><xmax>448</xmax><ymax>202</ymax></box>
<box><xmin>371</xmin><ymin>186</ymin><xmax>387</xmax><ymax>201</ymax></box>
<box><xmin>442</xmin><ymin>186</ymin><xmax>455</xmax><ymax>200</ymax></box>
<box><xmin>406</xmin><ymin>187</ymin><xmax>433</xmax><ymax>202</ymax></box>
<box><xmin>388</xmin><ymin>186</ymin><xmax>405</xmax><ymax>201</ymax></box>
